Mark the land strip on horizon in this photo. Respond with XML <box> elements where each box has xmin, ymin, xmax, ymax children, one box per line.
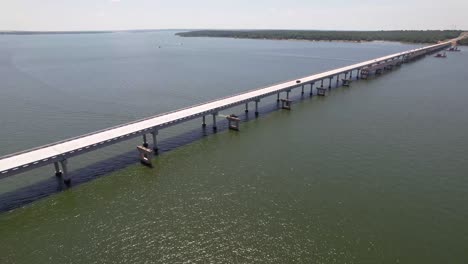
<box><xmin>176</xmin><ymin>30</ymin><xmax>468</xmax><ymax>45</ymax></box>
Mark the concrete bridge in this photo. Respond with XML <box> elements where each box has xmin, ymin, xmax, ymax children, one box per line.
<box><xmin>0</xmin><ymin>40</ymin><xmax>456</xmax><ymax>184</ymax></box>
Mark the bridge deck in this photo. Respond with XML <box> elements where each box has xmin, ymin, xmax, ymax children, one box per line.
<box><xmin>0</xmin><ymin>41</ymin><xmax>451</xmax><ymax>177</ymax></box>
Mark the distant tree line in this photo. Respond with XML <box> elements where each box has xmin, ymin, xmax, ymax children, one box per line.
<box><xmin>177</xmin><ymin>30</ymin><xmax>465</xmax><ymax>44</ymax></box>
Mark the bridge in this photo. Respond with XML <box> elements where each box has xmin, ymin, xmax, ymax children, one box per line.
<box><xmin>0</xmin><ymin>39</ymin><xmax>459</xmax><ymax>184</ymax></box>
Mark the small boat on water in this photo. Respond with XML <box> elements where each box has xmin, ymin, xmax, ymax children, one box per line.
<box><xmin>435</xmin><ymin>52</ymin><xmax>447</xmax><ymax>58</ymax></box>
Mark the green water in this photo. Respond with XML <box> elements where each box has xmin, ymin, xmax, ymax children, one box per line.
<box><xmin>1</xmin><ymin>32</ymin><xmax>468</xmax><ymax>263</ymax></box>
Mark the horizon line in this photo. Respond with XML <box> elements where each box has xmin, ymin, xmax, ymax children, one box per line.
<box><xmin>1</xmin><ymin>28</ymin><xmax>466</xmax><ymax>33</ymax></box>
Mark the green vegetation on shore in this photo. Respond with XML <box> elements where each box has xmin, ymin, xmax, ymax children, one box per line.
<box><xmin>176</xmin><ymin>30</ymin><xmax>465</xmax><ymax>44</ymax></box>
<box><xmin>459</xmin><ymin>38</ymin><xmax>468</xmax><ymax>45</ymax></box>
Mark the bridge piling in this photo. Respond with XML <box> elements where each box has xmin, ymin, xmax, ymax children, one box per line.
<box><xmin>137</xmin><ymin>146</ymin><xmax>153</xmax><ymax>167</ymax></box>
<box><xmin>286</xmin><ymin>90</ymin><xmax>290</xmax><ymax>100</ymax></box>
<box><xmin>245</xmin><ymin>102</ymin><xmax>249</xmax><ymax>113</ymax></box>
<box><xmin>310</xmin><ymin>82</ymin><xmax>314</xmax><ymax>96</ymax></box>
<box><xmin>280</xmin><ymin>99</ymin><xmax>292</xmax><ymax>110</ymax></box>
<box><xmin>336</xmin><ymin>74</ymin><xmax>340</xmax><ymax>87</ymax></box>
<box><xmin>227</xmin><ymin>115</ymin><xmax>241</xmax><ymax>131</ymax></box>
<box><xmin>60</xmin><ymin>159</ymin><xmax>70</xmax><ymax>185</ymax></box>
<box><xmin>317</xmin><ymin>87</ymin><xmax>327</xmax><ymax>96</ymax></box>
<box><xmin>301</xmin><ymin>85</ymin><xmax>305</xmax><ymax>95</ymax></box>
<box><xmin>212</xmin><ymin>113</ymin><xmax>218</xmax><ymax>131</ymax></box>
<box><xmin>342</xmin><ymin>79</ymin><xmax>352</xmax><ymax>87</ymax></box>
<box><xmin>151</xmin><ymin>131</ymin><xmax>158</xmax><ymax>153</ymax></box>
<box><xmin>276</xmin><ymin>93</ymin><xmax>280</xmax><ymax>102</ymax></box>
<box><xmin>255</xmin><ymin>99</ymin><xmax>260</xmax><ymax>116</ymax></box>
<box><xmin>54</xmin><ymin>162</ymin><xmax>62</xmax><ymax>177</ymax></box>
<box><xmin>202</xmin><ymin>115</ymin><xmax>206</xmax><ymax>127</ymax></box>
<box><xmin>328</xmin><ymin>77</ymin><xmax>333</xmax><ymax>89</ymax></box>
<box><xmin>142</xmin><ymin>134</ymin><xmax>148</xmax><ymax>148</ymax></box>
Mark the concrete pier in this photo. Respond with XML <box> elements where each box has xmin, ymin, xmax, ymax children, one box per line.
<box><xmin>255</xmin><ymin>99</ymin><xmax>260</xmax><ymax>116</ymax></box>
<box><xmin>151</xmin><ymin>130</ymin><xmax>158</xmax><ymax>152</ymax></box>
<box><xmin>137</xmin><ymin>146</ymin><xmax>153</xmax><ymax>167</ymax></box>
<box><xmin>212</xmin><ymin>113</ymin><xmax>218</xmax><ymax>131</ymax></box>
<box><xmin>142</xmin><ymin>134</ymin><xmax>149</xmax><ymax>148</ymax></box>
<box><xmin>54</xmin><ymin>162</ymin><xmax>62</xmax><ymax>177</ymax></box>
<box><xmin>60</xmin><ymin>159</ymin><xmax>70</xmax><ymax>184</ymax></box>
<box><xmin>360</xmin><ymin>69</ymin><xmax>369</xmax><ymax>79</ymax></box>
<box><xmin>227</xmin><ymin>115</ymin><xmax>241</xmax><ymax>131</ymax></box>
<box><xmin>342</xmin><ymin>79</ymin><xmax>352</xmax><ymax>87</ymax></box>
<box><xmin>280</xmin><ymin>99</ymin><xmax>292</xmax><ymax>110</ymax></box>
<box><xmin>317</xmin><ymin>87</ymin><xmax>327</xmax><ymax>96</ymax></box>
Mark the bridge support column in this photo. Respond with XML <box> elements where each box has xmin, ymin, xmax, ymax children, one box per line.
<box><xmin>245</xmin><ymin>102</ymin><xmax>249</xmax><ymax>113</ymax></box>
<box><xmin>280</xmin><ymin>99</ymin><xmax>292</xmax><ymax>110</ymax></box>
<box><xmin>356</xmin><ymin>69</ymin><xmax>360</xmax><ymax>80</ymax></box>
<box><xmin>336</xmin><ymin>74</ymin><xmax>340</xmax><ymax>87</ymax></box>
<box><xmin>317</xmin><ymin>87</ymin><xmax>327</xmax><ymax>96</ymax></box>
<box><xmin>137</xmin><ymin>146</ymin><xmax>153</xmax><ymax>167</ymax></box>
<box><xmin>202</xmin><ymin>115</ymin><xmax>206</xmax><ymax>127</ymax></box>
<box><xmin>342</xmin><ymin>79</ymin><xmax>352</xmax><ymax>87</ymax></box>
<box><xmin>301</xmin><ymin>85</ymin><xmax>305</xmax><ymax>95</ymax></box>
<box><xmin>277</xmin><ymin>93</ymin><xmax>280</xmax><ymax>102</ymax></box>
<box><xmin>310</xmin><ymin>82</ymin><xmax>314</xmax><ymax>96</ymax></box>
<box><xmin>328</xmin><ymin>77</ymin><xmax>333</xmax><ymax>89</ymax></box>
<box><xmin>345</xmin><ymin>72</ymin><xmax>348</xmax><ymax>80</ymax></box>
<box><xmin>54</xmin><ymin>162</ymin><xmax>62</xmax><ymax>177</ymax></box>
<box><xmin>350</xmin><ymin>71</ymin><xmax>353</xmax><ymax>79</ymax></box>
<box><xmin>286</xmin><ymin>90</ymin><xmax>290</xmax><ymax>100</ymax></box>
<box><xmin>227</xmin><ymin>115</ymin><xmax>241</xmax><ymax>131</ymax></box>
<box><xmin>255</xmin><ymin>99</ymin><xmax>260</xmax><ymax>117</ymax></box>
<box><xmin>60</xmin><ymin>159</ymin><xmax>70</xmax><ymax>185</ymax></box>
<box><xmin>151</xmin><ymin>130</ymin><xmax>159</xmax><ymax>153</ymax></box>
<box><xmin>142</xmin><ymin>134</ymin><xmax>148</xmax><ymax>148</ymax></box>
<box><xmin>320</xmin><ymin>79</ymin><xmax>324</xmax><ymax>87</ymax></box>
<box><xmin>212</xmin><ymin>113</ymin><xmax>218</xmax><ymax>131</ymax></box>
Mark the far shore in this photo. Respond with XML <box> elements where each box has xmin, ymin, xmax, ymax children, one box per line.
<box><xmin>176</xmin><ymin>30</ymin><xmax>468</xmax><ymax>46</ymax></box>
<box><xmin>180</xmin><ymin>35</ymin><xmax>440</xmax><ymax>46</ymax></box>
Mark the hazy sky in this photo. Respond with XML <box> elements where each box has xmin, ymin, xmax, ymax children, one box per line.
<box><xmin>1</xmin><ymin>0</ymin><xmax>467</xmax><ymax>31</ymax></box>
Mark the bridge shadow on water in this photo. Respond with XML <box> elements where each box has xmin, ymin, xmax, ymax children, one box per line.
<box><xmin>0</xmin><ymin>93</ymin><xmax>319</xmax><ymax>213</ymax></box>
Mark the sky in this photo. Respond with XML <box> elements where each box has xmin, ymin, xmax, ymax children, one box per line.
<box><xmin>1</xmin><ymin>0</ymin><xmax>467</xmax><ymax>31</ymax></box>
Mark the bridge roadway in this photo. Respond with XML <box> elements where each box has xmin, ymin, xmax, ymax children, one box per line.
<box><xmin>0</xmin><ymin>40</ymin><xmax>453</xmax><ymax>181</ymax></box>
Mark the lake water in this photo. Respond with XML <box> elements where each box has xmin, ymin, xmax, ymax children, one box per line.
<box><xmin>0</xmin><ymin>31</ymin><xmax>467</xmax><ymax>263</ymax></box>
